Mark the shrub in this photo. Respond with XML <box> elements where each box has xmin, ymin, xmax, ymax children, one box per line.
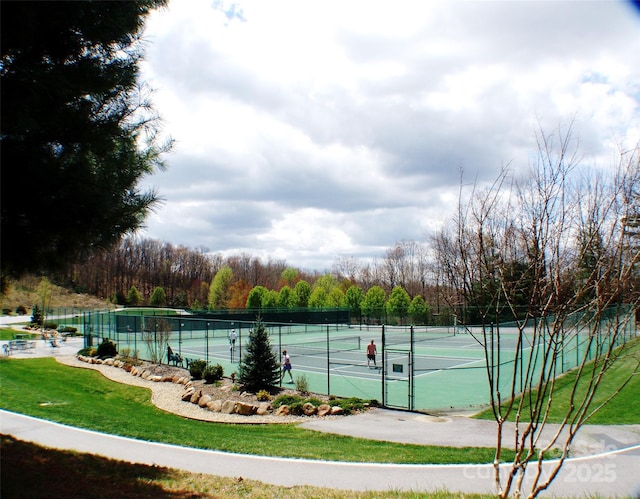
<box><xmin>77</xmin><ymin>347</ymin><xmax>97</xmax><ymax>357</ymax></box>
<box><xmin>189</xmin><ymin>359</ymin><xmax>207</xmax><ymax>380</ymax></box>
<box><xmin>272</xmin><ymin>394</ymin><xmax>324</xmax><ymax>410</ymax></box>
<box><xmin>15</xmin><ymin>305</ymin><xmax>27</xmax><ymax>315</ymax></box>
<box><xmin>203</xmin><ymin>363</ymin><xmax>224</xmax><ymax>383</ymax></box>
<box><xmin>118</xmin><ymin>347</ymin><xmax>141</xmax><ymax>365</ymax></box>
<box><xmin>294</xmin><ymin>374</ymin><xmax>309</xmax><ymax>394</ymax></box>
<box><xmin>42</xmin><ymin>322</ymin><xmax>58</xmax><ymax>330</ymax></box>
<box><xmin>58</xmin><ymin>326</ymin><xmax>77</xmax><ymax>334</ymax></box>
<box><xmin>256</xmin><ymin>389</ymin><xmax>272</xmax><ymax>401</ymax></box>
<box><xmin>288</xmin><ymin>400</ymin><xmax>306</xmax><ymax>415</ymax></box>
<box><xmin>333</xmin><ymin>397</ymin><xmax>375</xmax><ymax>414</ymax></box>
<box><xmin>272</xmin><ymin>394</ymin><xmax>303</xmax><ymax>408</ymax></box>
<box><xmin>97</xmin><ymin>338</ymin><xmax>117</xmax><ymax>359</ymax></box>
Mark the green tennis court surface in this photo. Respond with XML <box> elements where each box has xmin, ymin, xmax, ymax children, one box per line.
<box><xmin>82</xmin><ymin>310</ymin><xmax>636</xmax><ymax>412</ymax></box>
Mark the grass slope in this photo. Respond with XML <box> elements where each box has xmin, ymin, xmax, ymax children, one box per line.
<box><xmin>474</xmin><ymin>337</ymin><xmax>640</xmax><ymax>424</ymax></box>
<box><xmin>0</xmin><ymin>357</ymin><xmax>505</xmax><ymax>465</ymax></box>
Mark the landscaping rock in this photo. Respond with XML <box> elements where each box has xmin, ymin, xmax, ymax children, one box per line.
<box><xmin>221</xmin><ymin>400</ymin><xmax>236</xmax><ymax>414</ymax></box>
<box><xmin>302</xmin><ymin>402</ymin><xmax>317</xmax><ymax>416</ymax></box>
<box><xmin>235</xmin><ymin>401</ymin><xmax>256</xmax><ymax>416</ymax></box>
<box><xmin>256</xmin><ymin>402</ymin><xmax>270</xmax><ymax>415</ymax></box>
<box><xmin>181</xmin><ymin>388</ymin><xmax>195</xmax><ymax>401</ymax></box>
<box><xmin>330</xmin><ymin>406</ymin><xmax>344</xmax><ymax>415</ymax></box>
<box><xmin>190</xmin><ymin>390</ymin><xmax>202</xmax><ymax>404</ymax></box>
<box><xmin>198</xmin><ymin>394</ymin><xmax>212</xmax><ymax>407</ymax></box>
<box><xmin>317</xmin><ymin>404</ymin><xmax>331</xmax><ymax>416</ymax></box>
<box><xmin>275</xmin><ymin>405</ymin><xmax>290</xmax><ymax>416</ymax></box>
<box><xmin>207</xmin><ymin>400</ymin><xmax>222</xmax><ymax>412</ymax></box>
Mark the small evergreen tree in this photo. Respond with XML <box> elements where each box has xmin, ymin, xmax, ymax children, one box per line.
<box><xmin>30</xmin><ymin>304</ymin><xmax>43</xmax><ymax>326</ymax></box>
<box><xmin>238</xmin><ymin>318</ymin><xmax>280</xmax><ymax>391</ymax></box>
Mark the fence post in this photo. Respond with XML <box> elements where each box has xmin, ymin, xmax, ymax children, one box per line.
<box><xmin>381</xmin><ymin>324</ymin><xmax>386</xmax><ymax>407</ymax></box>
<box><xmin>206</xmin><ymin>322</ymin><xmax>209</xmax><ymax>363</ymax></box>
<box><xmin>410</xmin><ymin>324</ymin><xmax>414</xmax><ymax>411</ymax></box>
<box><xmin>326</xmin><ymin>321</ymin><xmax>330</xmax><ymax>396</ymax></box>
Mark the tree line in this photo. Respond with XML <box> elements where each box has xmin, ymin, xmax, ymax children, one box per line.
<box><xmin>53</xmin><ymin>236</ymin><xmax>439</xmax><ymax>324</ymax></box>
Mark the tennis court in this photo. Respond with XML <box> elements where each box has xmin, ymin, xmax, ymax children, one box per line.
<box><xmin>83</xmin><ymin>308</ymin><xmax>636</xmax><ymax>412</ymax></box>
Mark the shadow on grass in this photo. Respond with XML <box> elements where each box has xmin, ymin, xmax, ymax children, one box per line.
<box><xmin>0</xmin><ymin>435</ymin><xmax>200</xmax><ymax>498</ymax></box>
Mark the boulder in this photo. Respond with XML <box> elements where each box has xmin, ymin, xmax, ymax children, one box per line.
<box><xmin>149</xmin><ymin>375</ymin><xmax>163</xmax><ymax>382</ymax></box>
<box><xmin>221</xmin><ymin>400</ymin><xmax>236</xmax><ymax>414</ymax></box>
<box><xmin>256</xmin><ymin>402</ymin><xmax>271</xmax><ymax>415</ymax></box>
<box><xmin>235</xmin><ymin>402</ymin><xmax>256</xmax><ymax>416</ymax></box>
<box><xmin>172</xmin><ymin>374</ymin><xmax>182</xmax><ymax>383</ymax></box>
<box><xmin>207</xmin><ymin>400</ymin><xmax>222</xmax><ymax>412</ymax></box>
<box><xmin>330</xmin><ymin>406</ymin><xmax>344</xmax><ymax>415</ymax></box>
<box><xmin>302</xmin><ymin>402</ymin><xmax>317</xmax><ymax>416</ymax></box>
<box><xmin>181</xmin><ymin>388</ymin><xmax>195</xmax><ymax>402</ymax></box>
<box><xmin>190</xmin><ymin>390</ymin><xmax>202</xmax><ymax>404</ymax></box>
<box><xmin>317</xmin><ymin>404</ymin><xmax>332</xmax><ymax>416</ymax></box>
<box><xmin>275</xmin><ymin>405</ymin><xmax>290</xmax><ymax>416</ymax></box>
<box><xmin>161</xmin><ymin>375</ymin><xmax>174</xmax><ymax>383</ymax></box>
<box><xmin>198</xmin><ymin>394</ymin><xmax>212</xmax><ymax>407</ymax></box>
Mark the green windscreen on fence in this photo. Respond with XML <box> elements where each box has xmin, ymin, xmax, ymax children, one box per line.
<box><xmin>78</xmin><ymin>305</ymin><xmax>637</xmax><ymax>412</ymax></box>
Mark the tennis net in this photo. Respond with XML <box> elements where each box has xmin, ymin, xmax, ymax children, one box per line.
<box><xmin>280</xmin><ymin>335</ymin><xmax>362</xmax><ymax>356</ymax></box>
<box><xmin>384</xmin><ymin>326</ymin><xmax>455</xmax><ymax>346</ymax></box>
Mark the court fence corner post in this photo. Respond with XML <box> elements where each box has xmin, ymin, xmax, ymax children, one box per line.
<box><xmin>381</xmin><ymin>324</ymin><xmax>385</xmax><ymax>408</ymax></box>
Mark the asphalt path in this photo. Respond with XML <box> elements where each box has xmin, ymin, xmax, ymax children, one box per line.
<box><xmin>2</xmin><ymin>410</ymin><xmax>639</xmax><ymax>497</ymax></box>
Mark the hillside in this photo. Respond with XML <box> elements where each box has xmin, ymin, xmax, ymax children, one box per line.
<box><xmin>1</xmin><ymin>276</ymin><xmax>112</xmax><ymax>314</ymax></box>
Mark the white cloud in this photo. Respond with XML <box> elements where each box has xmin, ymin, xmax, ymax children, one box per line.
<box><xmin>138</xmin><ymin>0</ymin><xmax>640</xmax><ymax>271</ymax></box>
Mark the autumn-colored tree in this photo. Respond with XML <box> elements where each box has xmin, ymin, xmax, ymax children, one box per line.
<box><xmin>227</xmin><ymin>279</ymin><xmax>252</xmax><ymax>309</ymax></box>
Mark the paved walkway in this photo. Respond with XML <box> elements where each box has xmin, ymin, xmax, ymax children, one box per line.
<box><xmin>2</xmin><ymin>320</ymin><xmax>640</xmax><ymax>496</ymax></box>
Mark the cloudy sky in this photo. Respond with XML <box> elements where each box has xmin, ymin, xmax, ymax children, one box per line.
<box><xmin>138</xmin><ymin>0</ymin><xmax>640</xmax><ymax>272</ymax></box>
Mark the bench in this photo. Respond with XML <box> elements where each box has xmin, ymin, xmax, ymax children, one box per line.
<box><xmin>8</xmin><ymin>340</ymin><xmax>37</xmax><ymax>351</ymax></box>
<box><xmin>167</xmin><ymin>345</ymin><xmax>183</xmax><ymax>367</ymax></box>
<box><xmin>168</xmin><ymin>351</ymin><xmax>183</xmax><ymax>367</ymax></box>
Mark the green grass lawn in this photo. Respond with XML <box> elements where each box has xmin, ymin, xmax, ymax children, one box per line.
<box><xmin>474</xmin><ymin>337</ymin><xmax>640</xmax><ymax>424</ymax></box>
<box><xmin>0</xmin><ymin>357</ymin><xmax>507</xmax><ymax>465</ymax></box>
<box><xmin>0</xmin><ymin>329</ymin><xmax>39</xmax><ymax>341</ymax></box>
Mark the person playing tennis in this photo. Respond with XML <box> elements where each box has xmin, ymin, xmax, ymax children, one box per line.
<box><xmin>366</xmin><ymin>339</ymin><xmax>377</xmax><ymax>367</ymax></box>
<box><xmin>281</xmin><ymin>350</ymin><xmax>294</xmax><ymax>383</ymax></box>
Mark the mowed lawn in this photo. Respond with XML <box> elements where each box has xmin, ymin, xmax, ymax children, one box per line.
<box><xmin>474</xmin><ymin>336</ymin><xmax>640</xmax><ymax>424</ymax></box>
<box><xmin>0</xmin><ymin>356</ymin><xmax>504</xmax><ymax>465</ymax></box>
